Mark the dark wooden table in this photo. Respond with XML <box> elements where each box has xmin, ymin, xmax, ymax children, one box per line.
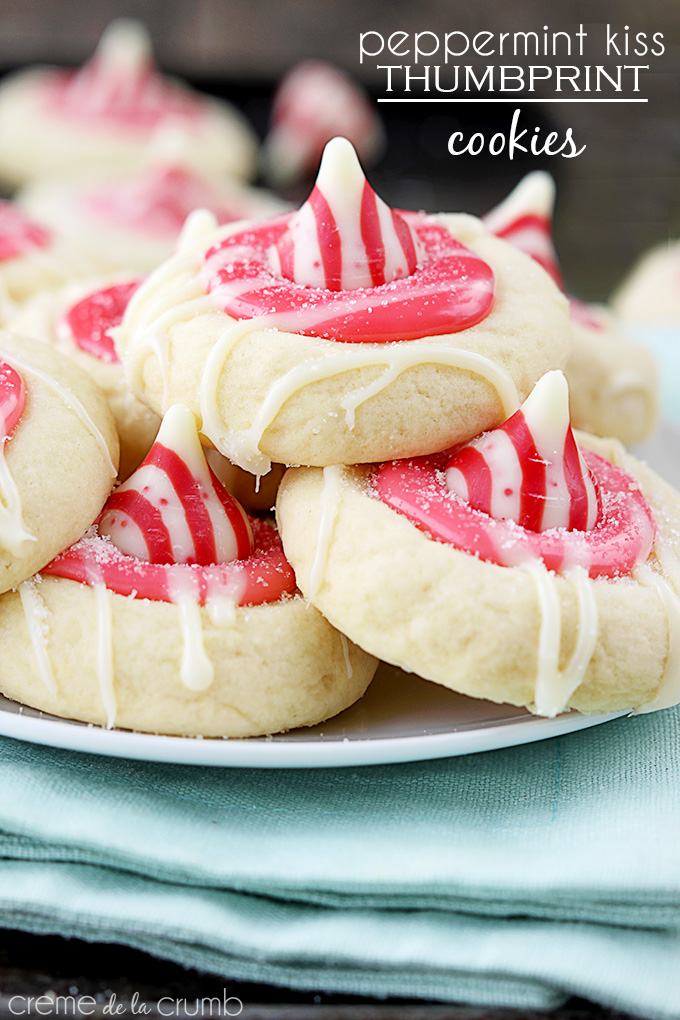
<box><xmin>0</xmin><ymin>930</ymin><xmax>645</xmax><ymax>1019</ymax></box>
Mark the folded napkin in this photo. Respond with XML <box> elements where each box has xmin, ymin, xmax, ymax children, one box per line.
<box><xmin>0</xmin><ymin>706</ymin><xmax>680</xmax><ymax>1018</ymax></box>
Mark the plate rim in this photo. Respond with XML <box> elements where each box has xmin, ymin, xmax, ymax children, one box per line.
<box><xmin>0</xmin><ymin>701</ymin><xmax>630</xmax><ymax>768</ymax></box>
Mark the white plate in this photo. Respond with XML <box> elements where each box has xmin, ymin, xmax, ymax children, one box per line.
<box><xmin>0</xmin><ymin>662</ymin><xmax>628</xmax><ymax>768</ymax></box>
<box><xmin>3</xmin><ymin>421</ymin><xmax>674</xmax><ymax>770</ymax></box>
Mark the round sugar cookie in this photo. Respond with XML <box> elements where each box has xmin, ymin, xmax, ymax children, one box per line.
<box><xmin>484</xmin><ymin>172</ymin><xmax>659</xmax><ymax>445</ymax></box>
<box><xmin>612</xmin><ymin>241</ymin><xmax>680</xmax><ymax>325</ymax></box>
<box><xmin>566</xmin><ymin>301</ymin><xmax>658</xmax><ymax>445</ymax></box>
<box><xmin>18</xmin><ymin>160</ymin><xmax>288</xmax><ymax>276</ymax></box>
<box><xmin>0</xmin><ymin>331</ymin><xmax>119</xmax><ymax>593</ymax></box>
<box><xmin>276</xmin><ymin>373</ymin><xmax>680</xmax><ymax>717</ymax></box>
<box><xmin>0</xmin><ymin>580</ymin><xmax>376</xmax><ymax>737</ymax></box>
<box><xmin>0</xmin><ymin>403</ymin><xmax>376</xmax><ymax>736</ymax></box>
<box><xmin>0</xmin><ymin>20</ymin><xmax>257</xmax><ymax>190</ymax></box>
<box><xmin>8</xmin><ymin>276</ymin><xmax>159</xmax><ymax>479</ymax></box>
<box><xmin>119</xmin><ymin>139</ymin><xmax>570</xmax><ymax>473</ymax></box>
<box><xmin>0</xmin><ymin>200</ymin><xmax>90</xmax><ymax>323</ymax></box>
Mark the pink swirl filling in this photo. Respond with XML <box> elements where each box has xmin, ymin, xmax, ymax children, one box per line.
<box><xmin>60</xmin><ymin>280</ymin><xmax>141</xmax><ymax>364</ymax></box>
<box><xmin>375</xmin><ymin>450</ymin><xmax>655</xmax><ymax>578</ymax></box>
<box><xmin>203</xmin><ymin>212</ymin><xmax>494</xmax><ymax>343</ymax></box>
<box><xmin>203</xmin><ymin>138</ymin><xmax>494</xmax><ymax>342</ymax></box>
<box><xmin>43</xmin><ymin>516</ymin><xmax>295</xmax><ymax>606</ymax></box>
<box><xmin>81</xmin><ymin>167</ymin><xmax>254</xmax><ymax>238</ymax></box>
<box><xmin>44</xmin><ymin>402</ymin><xmax>295</xmax><ymax>606</ymax></box>
<box><xmin>43</xmin><ymin>22</ymin><xmax>201</xmax><ymax>130</ymax></box>
<box><xmin>0</xmin><ymin>360</ymin><xmax>25</xmax><ymax>441</ymax></box>
<box><xmin>0</xmin><ymin>202</ymin><xmax>51</xmax><ymax>262</ymax></box>
<box><xmin>45</xmin><ymin>67</ymin><xmax>200</xmax><ymax>129</ymax></box>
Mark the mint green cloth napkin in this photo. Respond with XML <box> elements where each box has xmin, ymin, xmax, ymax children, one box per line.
<box><xmin>0</xmin><ymin>708</ymin><xmax>679</xmax><ymax>1017</ymax></box>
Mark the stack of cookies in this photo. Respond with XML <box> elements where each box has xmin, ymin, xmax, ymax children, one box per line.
<box><xmin>0</xmin><ymin>21</ymin><xmax>675</xmax><ymax>738</ymax></box>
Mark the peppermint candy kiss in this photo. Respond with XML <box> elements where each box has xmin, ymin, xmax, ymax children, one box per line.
<box><xmin>483</xmin><ymin>172</ymin><xmax>563</xmax><ymax>290</ymax></box>
<box><xmin>268</xmin><ymin>136</ymin><xmax>423</xmax><ymax>291</ymax></box>
<box><xmin>263</xmin><ymin>61</ymin><xmax>384</xmax><ymax>187</ymax></box>
<box><xmin>445</xmin><ymin>371</ymin><xmax>600</xmax><ymax>533</ymax></box>
<box><xmin>99</xmin><ymin>403</ymin><xmax>254</xmax><ymax>564</ymax></box>
<box><xmin>50</xmin><ymin>20</ymin><xmax>198</xmax><ymax>127</ymax></box>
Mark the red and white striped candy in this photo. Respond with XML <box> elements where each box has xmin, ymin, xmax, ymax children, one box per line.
<box><xmin>48</xmin><ymin>21</ymin><xmax>198</xmax><ymax>128</ymax></box>
<box><xmin>99</xmin><ymin>403</ymin><xmax>254</xmax><ymax>565</ymax></box>
<box><xmin>268</xmin><ymin>136</ymin><xmax>422</xmax><ymax>291</ymax></box>
<box><xmin>483</xmin><ymin>172</ymin><xmax>563</xmax><ymax>290</ymax></box>
<box><xmin>263</xmin><ymin>62</ymin><xmax>384</xmax><ymax>187</ymax></box>
<box><xmin>0</xmin><ymin>361</ymin><xmax>25</xmax><ymax>442</ymax></box>
<box><xmin>446</xmin><ymin>371</ymin><xmax>599</xmax><ymax>533</ymax></box>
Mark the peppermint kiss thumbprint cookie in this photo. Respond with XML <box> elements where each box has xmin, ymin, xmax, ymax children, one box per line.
<box><xmin>0</xmin><ymin>20</ymin><xmax>257</xmax><ymax>189</ymax></box>
<box><xmin>0</xmin><ymin>201</ymin><xmax>89</xmax><ymax>322</ymax></box>
<box><xmin>118</xmin><ymin>136</ymin><xmax>570</xmax><ymax>473</ymax></box>
<box><xmin>0</xmin><ymin>404</ymin><xmax>376</xmax><ymax>736</ymax></box>
<box><xmin>484</xmin><ymin>172</ymin><xmax>658</xmax><ymax>445</ymax></box>
<box><xmin>277</xmin><ymin>370</ymin><xmax>680</xmax><ymax>717</ymax></box>
<box><xmin>9</xmin><ymin>276</ymin><xmax>160</xmax><ymax>479</ymax></box>
<box><xmin>0</xmin><ymin>331</ymin><xmax>118</xmax><ymax>594</ymax></box>
<box><xmin>18</xmin><ymin>155</ymin><xmax>288</xmax><ymax>277</ymax></box>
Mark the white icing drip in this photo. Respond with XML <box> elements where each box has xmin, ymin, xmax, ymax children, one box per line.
<box><xmin>93</xmin><ymin>581</ymin><xmax>116</xmax><ymax>728</ymax></box>
<box><xmin>634</xmin><ymin>544</ymin><xmax>680</xmax><ymax>713</ymax></box>
<box><xmin>0</xmin><ymin>439</ymin><xmax>36</xmax><ymax>557</ymax></box>
<box><xmin>175</xmin><ymin>209</ymin><xmax>219</xmax><ymax>252</ymax></box>
<box><xmin>205</xmin><ymin>567</ymin><xmax>247</xmax><ymax>626</ymax></box>
<box><xmin>198</xmin><ymin>317</ymin><xmax>274</xmax><ymax>471</ymax></box>
<box><xmin>121</xmin><ymin>228</ymin><xmax>220</xmax><ymax>407</ymax></box>
<box><xmin>200</xmin><ymin>319</ymin><xmax>520</xmax><ymax>473</ymax></box>
<box><xmin>524</xmin><ymin>561</ymin><xmax>598</xmax><ymax>717</ymax></box>
<box><xmin>0</xmin><ymin>348</ymin><xmax>117</xmax><ymax>478</ymax></box>
<box><xmin>340</xmin><ymin>632</ymin><xmax>353</xmax><ymax>680</ymax></box>
<box><xmin>18</xmin><ymin>579</ymin><xmax>57</xmax><ymax>696</ymax></box>
<box><xmin>560</xmin><ymin>566</ymin><xmax>599</xmax><ymax>708</ymax></box>
<box><xmin>524</xmin><ymin>559</ymin><xmax>561</xmax><ymax>716</ymax></box>
<box><xmin>309</xmin><ymin>465</ymin><xmax>344</xmax><ymax>598</ymax></box>
<box><xmin>129</xmin><ymin>284</ymin><xmax>215</xmax><ymax>406</ymax></box>
<box><xmin>172</xmin><ymin>586</ymin><xmax>214</xmax><ymax>691</ymax></box>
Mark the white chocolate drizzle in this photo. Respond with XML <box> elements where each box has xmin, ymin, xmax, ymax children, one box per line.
<box><xmin>0</xmin><ymin>347</ymin><xmax>117</xmax><ymax>478</ymax></box>
<box><xmin>122</xmin><ymin>216</ymin><xmax>519</xmax><ymax>475</ymax></box>
<box><xmin>340</xmin><ymin>633</ymin><xmax>353</xmax><ymax>680</ymax></box>
<box><xmin>524</xmin><ymin>560</ymin><xmax>598</xmax><ymax>717</ymax></box>
<box><xmin>198</xmin><ymin>319</ymin><xmax>520</xmax><ymax>473</ymax></box>
<box><xmin>308</xmin><ymin>465</ymin><xmax>344</xmax><ymax>598</ymax></box>
<box><xmin>18</xmin><ymin>578</ymin><xmax>57</xmax><ymax>696</ymax></box>
<box><xmin>168</xmin><ymin>575</ymin><xmax>214</xmax><ymax>691</ymax></box>
<box><xmin>0</xmin><ymin>440</ymin><xmax>36</xmax><ymax>557</ymax></box>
